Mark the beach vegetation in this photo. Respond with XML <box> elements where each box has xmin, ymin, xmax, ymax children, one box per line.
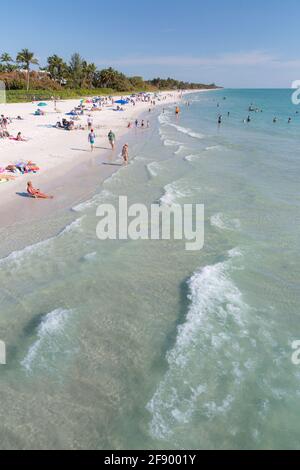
<box><xmin>16</xmin><ymin>49</ymin><xmax>39</xmax><ymax>91</ymax></box>
<box><xmin>0</xmin><ymin>49</ymin><xmax>219</xmax><ymax>102</ymax></box>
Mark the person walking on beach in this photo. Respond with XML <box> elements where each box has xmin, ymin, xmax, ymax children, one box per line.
<box><xmin>135</xmin><ymin>119</ymin><xmax>139</xmax><ymax>128</ymax></box>
<box><xmin>122</xmin><ymin>144</ymin><xmax>129</xmax><ymax>165</ymax></box>
<box><xmin>108</xmin><ymin>130</ymin><xmax>116</xmax><ymax>150</ymax></box>
<box><xmin>88</xmin><ymin>129</ymin><xmax>96</xmax><ymax>152</ymax></box>
<box><xmin>87</xmin><ymin>115</ymin><xmax>93</xmax><ymax>129</ymax></box>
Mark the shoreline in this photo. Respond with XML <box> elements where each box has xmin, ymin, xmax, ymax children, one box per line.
<box><xmin>0</xmin><ymin>89</ymin><xmax>203</xmax><ymax>258</ymax></box>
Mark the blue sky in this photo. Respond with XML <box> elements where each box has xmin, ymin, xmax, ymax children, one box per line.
<box><xmin>1</xmin><ymin>0</ymin><xmax>299</xmax><ymax>87</ymax></box>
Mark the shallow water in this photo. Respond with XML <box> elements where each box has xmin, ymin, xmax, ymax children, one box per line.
<box><xmin>1</xmin><ymin>89</ymin><xmax>300</xmax><ymax>449</ymax></box>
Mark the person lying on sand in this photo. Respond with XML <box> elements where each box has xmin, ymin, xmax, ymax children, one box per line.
<box><xmin>9</xmin><ymin>132</ymin><xmax>27</xmax><ymax>142</ymax></box>
<box><xmin>27</xmin><ymin>181</ymin><xmax>53</xmax><ymax>199</ymax></box>
<box><xmin>0</xmin><ymin>174</ymin><xmax>16</xmax><ymax>182</ymax></box>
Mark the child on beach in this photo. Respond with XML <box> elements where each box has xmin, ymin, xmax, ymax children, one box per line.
<box><xmin>122</xmin><ymin>144</ymin><xmax>129</xmax><ymax>165</ymax></box>
<box><xmin>88</xmin><ymin>129</ymin><xmax>96</xmax><ymax>151</ymax></box>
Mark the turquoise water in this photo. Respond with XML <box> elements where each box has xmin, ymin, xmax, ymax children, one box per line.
<box><xmin>1</xmin><ymin>89</ymin><xmax>300</xmax><ymax>449</ymax></box>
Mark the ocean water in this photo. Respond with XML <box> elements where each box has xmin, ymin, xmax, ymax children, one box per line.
<box><xmin>1</xmin><ymin>89</ymin><xmax>300</xmax><ymax>450</ymax></box>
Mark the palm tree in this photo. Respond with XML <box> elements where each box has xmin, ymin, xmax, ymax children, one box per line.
<box><xmin>82</xmin><ymin>62</ymin><xmax>97</xmax><ymax>88</ymax></box>
<box><xmin>16</xmin><ymin>49</ymin><xmax>39</xmax><ymax>91</ymax></box>
<box><xmin>0</xmin><ymin>53</ymin><xmax>13</xmax><ymax>72</ymax></box>
<box><xmin>98</xmin><ymin>67</ymin><xmax>119</xmax><ymax>88</ymax></box>
<box><xmin>47</xmin><ymin>55</ymin><xmax>67</xmax><ymax>83</ymax></box>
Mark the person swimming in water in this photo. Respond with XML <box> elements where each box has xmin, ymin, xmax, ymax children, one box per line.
<box><xmin>218</xmin><ymin>115</ymin><xmax>222</xmax><ymax>125</ymax></box>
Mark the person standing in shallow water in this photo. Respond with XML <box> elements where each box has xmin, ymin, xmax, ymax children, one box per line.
<box><xmin>88</xmin><ymin>129</ymin><xmax>96</xmax><ymax>152</ymax></box>
<box><xmin>122</xmin><ymin>144</ymin><xmax>129</xmax><ymax>165</ymax></box>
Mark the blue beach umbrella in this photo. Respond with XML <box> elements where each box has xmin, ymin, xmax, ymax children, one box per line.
<box><xmin>115</xmin><ymin>99</ymin><xmax>128</xmax><ymax>105</ymax></box>
<box><xmin>37</xmin><ymin>102</ymin><xmax>47</xmax><ymax>107</ymax></box>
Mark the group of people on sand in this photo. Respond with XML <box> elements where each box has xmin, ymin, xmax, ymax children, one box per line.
<box><xmin>0</xmin><ymin>160</ymin><xmax>40</xmax><ymax>184</ymax></box>
<box><xmin>20</xmin><ymin>92</ymin><xmax>178</xmax><ymax>202</ymax></box>
<box><xmin>0</xmin><ymin>115</ymin><xmax>25</xmax><ymax>139</ymax></box>
<box><xmin>87</xmin><ymin>128</ymin><xmax>129</xmax><ymax>164</ymax></box>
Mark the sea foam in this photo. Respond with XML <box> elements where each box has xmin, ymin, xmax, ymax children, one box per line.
<box><xmin>21</xmin><ymin>308</ymin><xmax>73</xmax><ymax>372</ymax></box>
<box><xmin>147</xmin><ymin>250</ymin><xmax>249</xmax><ymax>440</ymax></box>
<box><xmin>211</xmin><ymin>213</ymin><xmax>241</xmax><ymax>231</ymax></box>
<box><xmin>159</xmin><ymin>181</ymin><xmax>192</xmax><ymax>206</ymax></box>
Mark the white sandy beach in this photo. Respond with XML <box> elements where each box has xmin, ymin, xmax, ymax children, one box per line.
<box><xmin>0</xmin><ymin>92</ymin><xmax>181</xmax><ymax>197</ymax></box>
<box><xmin>0</xmin><ymin>90</ymin><xmax>198</xmax><ymax>255</ymax></box>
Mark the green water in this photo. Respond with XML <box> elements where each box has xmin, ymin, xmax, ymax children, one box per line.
<box><xmin>0</xmin><ymin>89</ymin><xmax>300</xmax><ymax>449</ymax></box>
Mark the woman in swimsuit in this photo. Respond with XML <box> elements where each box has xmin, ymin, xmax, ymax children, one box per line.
<box><xmin>27</xmin><ymin>181</ymin><xmax>53</xmax><ymax>199</ymax></box>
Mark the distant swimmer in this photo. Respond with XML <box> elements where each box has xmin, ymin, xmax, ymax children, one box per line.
<box><xmin>288</xmin><ymin>117</ymin><xmax>292</xmax><ymax>123</ymax></box>
<box><xmin>175</xmin><ymin>106</ymin><xmax>180</xmax><ymax>116</ymax></box>
<box><xmin>246</xmin><ymin>116</ymin><xmax>251</xmax><ymax>123</ymax></box>
<box><xmin>227</xmin><ymin>112</ymin><xmax>230</xmax><ymax>117</ymax></box>
<box><xmin>273</xmin><ymin>117</ymin><xmax>277</xmax><ymax>123</ymax></box>
<box><xmin>218</xmin><ymin>115</ymin><xmax>222</xmax><ymax>125</ymax></box>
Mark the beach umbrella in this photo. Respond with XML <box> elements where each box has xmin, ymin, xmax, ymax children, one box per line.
<box><xmin>115</xmin><ymin>99</ymin><xmax>128</xmax><ymax>105</ymax></box>
<box><xmin>37</xmin><ymin>102</ymin><xmax>47</xmax><ymax>107</ymax></box>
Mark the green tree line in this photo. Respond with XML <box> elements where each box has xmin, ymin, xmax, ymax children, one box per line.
<box><xmin>0</xmin><ymin>50</ymin><xmax>217</xmax><ymax>92</ymax></box>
